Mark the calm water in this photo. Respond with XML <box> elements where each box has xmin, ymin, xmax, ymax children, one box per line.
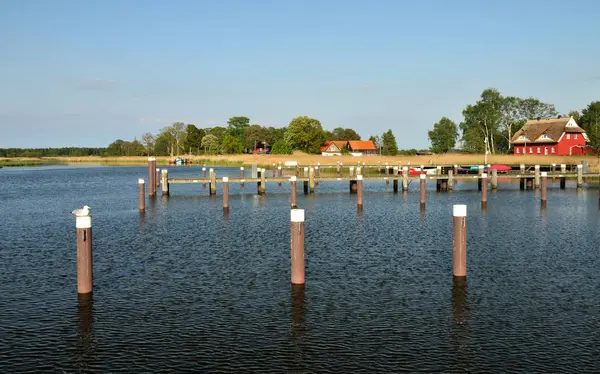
<box><xmin>0</xmin><ymin>165</ymin><xmax>599</xmax><ymax>373</ymax></box>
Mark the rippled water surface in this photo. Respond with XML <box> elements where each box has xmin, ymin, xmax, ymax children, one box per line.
<box><xmin>1</xmin><ymin>165</ymin><xmax>599</xmax><ymax>373</ymax></box>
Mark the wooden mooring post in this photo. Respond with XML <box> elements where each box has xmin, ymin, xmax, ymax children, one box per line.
<box><xmin>209</xmin><ymin>168</ymin><xmax>216</xmax><ymax>195</ymax></box>
<box><xmin>491</xmin><ymin>169</ymin><xmax>498</xmax><ymax>190</ymax></box>
<box><xmin>577</xmin><ymin>164</ymin><xmax>583</xmax><ymax>188</ymax></box>
<box><xmin>402</xmin><ymin>167</ymin><xmax>409</xmax><ymax>191</ymax></box>
<box><xmin>481</xmin><ymin>173</ymin><xmax>488</xmax><ymax>209</ymax></box>
<box><xmin>453</xmin><ymin>204</ymin><xmax>467</xmax><ymax>278</ymax></box>
<box><xmin>161</xmin><ymin>169</ymin><xmax>169</xmax><ymax>196</ymax></box>
<box><xmin>290</xmin><ymin>209</ymin><xmax>305</xmax><ymax>285</ymax></box>
<box><xmin>534</xmin><ymin>165</ymin><xmax>541</xmax><ymax>189</ymax></box>
<box><xmin>541</xmin><ymin>172</ymin><xmax>547</xmax><ymax>207</ymax></box>
<box><xmin>419</xmin><ymin>174</ymin><xmax>426</xmax><ymax>209</ymax></box>
<box><xmin>258</xmin><ymin>168</ymin><xmax>266</xmax><ymax>195</ymax></box>
<box><xmin>202</xmin><ymin>167</ymin><xmax>207</xmax><ymax>187</ymax></box>
<box><xmin>138</xmin><ymin>178</ymin><xmax>145</xmax><ymax>212</ymax></box>
<box><xmin>309</xmin><ymin>167</ymin><xmax>315</xmax><ymax>193</ymax></box>
<box><xmin>155</xmin><ymin>168</ymin><xmax>160</xmax><ymax>190</ymax></box>
<box><xmin>290</xmin><ymin>176</ymin><xmax>297</xmax><ymax>208</ymax></box>
<box><xmin>148</xmin><ymin>157</ymin><xmax>156</xmax><ymax>197</ymax></box>
<box><xmin>240</xmin><ymin>167</ymin><xmax>245</xmax><ymax>186</ymax></box>
<box><xmin>222</xmin><ymin>177</ymin><xmax>229</xmax><ymax>213</ymax></box>
<box><xmin>357</xmin><ymin>175</ymin><xmax>363</xmax><ymax>211</ymax></box>
<box><xmin>75</xmin><ymin>209</ymin><xmax>93</xmax><ymax>294</ymax></box>
<box><xmin>448</xmin><ymin>170</ymin><xmax>454</xmax><ymax>190</ymax></box>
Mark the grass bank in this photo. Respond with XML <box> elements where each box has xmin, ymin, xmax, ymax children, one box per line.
<box><xmin>2</xmin><ymin>153</ymin><xmax>598</xmax><ymax>172</ymax></box>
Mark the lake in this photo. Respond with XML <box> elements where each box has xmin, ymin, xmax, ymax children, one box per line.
<box><xmin>0</xmin><ymin>165</ymin><xmax>599</xmax><ymax>373</ymax></box>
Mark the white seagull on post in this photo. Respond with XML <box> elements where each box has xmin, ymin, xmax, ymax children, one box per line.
<box><xmin>71</xmin><ymin>205</ymin><xmax>92</xmax><ymax>216</ymax></box>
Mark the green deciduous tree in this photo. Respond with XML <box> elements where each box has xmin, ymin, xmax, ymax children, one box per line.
<box><xmin>428</xmin><ymin>117</ymin><xmax>458</xmax><ymax>153</ymax></box>
<box><xmin>381</xmin><ymin>130</ymin><xmax>398</xmax><ymax>156</ymax></box>
<box><xmin>326</xmin><ymin>127</ymin><xmax>361</xmax><ymax>140</ymax></box>
<box><xmin>270</xmin><ymin>139</ymin><xmax>293</xmax><ymax>154</ymax></box>
<box><xmin>245</xmin><ymin>125</ymin><xmax>266</xmax><ymax>150</ymax></box>
<box><xmin>221</xmin><ymin>134</ymin><xmax>244</xmax><ymax>154</ymax></box>
<box><xmin>569</xmin><ymin>110</ymin><xmax>581</xmax><ymax>123</ymax></box>
<box><xmin>141</xmin><ymin>132</ymin><xmax>156</xmax><ymax>155</ymax></box>
<box><xmin>201</xmin><ymin>134</ymin><xmax>220</xmax><ymax>154</ymax></box>
<box><xmin>459</xmin><ymin>88</ymin><xmax>503</xmax><ymax>154</ymax></box>
<box><xmin>206</xmin><ymin>126</ymin><xmax>228</xmax><ymax>142</ymax></box>
<box><xmin>227</xmin><ymin>116</ymin><xmax>250</xmax><ymax>145</ymax></box>
<box><xmin>264</xmin><ymin>126</ymin><xmax>287</xmax><ymax>146</ymax></box>
<box><xmin>183</xmin><ymin>124</ymin><xmax>205</xmax><ymax>154</ymax></box>
<box><xmin>284</xmin><ymin>116</ymin><xmax>325</xmax><ymax>153</ymax></box>
<box><xmin>579</xmin><ymin>101</ymin><xmax>600</xmax><ymax>151</ymax></box>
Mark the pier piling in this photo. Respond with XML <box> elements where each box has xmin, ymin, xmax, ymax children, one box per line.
<box><xmin>534</xmin><ymin>165</ymin><xmax>541</xmax><ymax>189</ymax></box>
<box><xmin>290</xmin><ymin>209</ymin><xmax>305</xmax><ymax>285</ymax></box>
<box><xmin>209</xmin><ymin>168</ymin><xmax>216</xmax><ymax>195</ymax></box>
<box><xmin>155</xmin><ymin>168</ymin><xmax>160</xmax><ymax>189</ymax></box>
<box><xmin>138</xmin><ymin>178</ymin><xmax>145</xmax><ymax>212</ymax></box>
<box><xmin>161</xmin><ymin>169</ymin><xmax>169</xmax><ymax>196</ymax></box>
<box><xmin>453</xmin><ymin>204</ymin><xmax>467</xmax><ymax>278</ymax></box>
<box><xmin>420</xmin><ymin>174</ymin><xmax>426</xmax><ymax>209</ymax></box>
<box><xmin>75</xmin><ymin>210</ymin><xmax>93</xmax><ymax>294</ymax></box>
<box><xmin>448</xmin><ymin>170</ymin><xmax>454</xmax><ymax>190</ymax></box>
<box><xmin>481</xmin><ymin>173</ymin><xmax>488</xmax><ymax>209</ymax></box>
<box><xmin>290</xmin><ymin>176</ymin><xmax>297</xmax><ymax>208</ymax></box>
<box><xmin>577</xmin><ymin>164</ymin><xmax>583</xmax><ymax>188</ymax></box>
<box><xmin>148</xmin><ymin>157</ymin><xmax>156</xmax><ymax>197</ymax></box>
<box><xmin>402</xmin><ymin>167</ymin><xmax>409</xmax><ymax>191</ymax></box>
<box><xmin>240</xmin><ymin>167</ymin><xmax>245</xmax><ymax>186</ymax></box>
<box><xmin>541</xmin><ymin>172</ymin><xmax>547</xmax><ymax>207</ymax></box>
<box><xmin>357</xmin><ymin>175</ymin><xmax>363</xmax><ymax>211</ymax></box>
<box><xmin>222</xmin><ymin>177</ymin><xmax>229</xmax><ymax>213</ymax></box>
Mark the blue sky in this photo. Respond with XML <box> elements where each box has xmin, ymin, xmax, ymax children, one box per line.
<box><xmin>1</xmin><ymin>0</ymin><xmax>599</xmax><ymax>148</ymax></box>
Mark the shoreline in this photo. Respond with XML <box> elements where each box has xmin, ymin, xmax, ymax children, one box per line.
<box><xmin>1</xmin><ymin>154</ymin><xmax>598</xmax><ymax>171</ymax></box>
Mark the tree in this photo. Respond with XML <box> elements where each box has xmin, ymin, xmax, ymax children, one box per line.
<box><xmin>264</xmin><ymin>126</ymin><xmax>287</xmax><ymax>146</ymax></box>
<box><xmin>206</xmin><ymin>126</ymin><xmax>228</xmax><ymax>142</ymax></box>
<box><xmin>105</xmin><ymin>139</ymin><xmax>125</xmax><ymax>156</ymax></box>
<box><xmin>284</xmin><ymin>116</ymin><xmax>325</xmax><ymax>153</ymax></box>
<box><xmin>159</xmin><ymin>122</ymin><xmax>186</xmax><ymax>156</ymax></box>
<box><xmin>141</xmin><ymin>132</ymin><xmax>156</xmax><ymax>155</ymax></box>
<box><xmin>381</xmin><ymin>130</ymin><xmax>398</xmax><ymax>156</ymax></box>
<box><xmin>270</xmin><ymin>139</ymin><xmax>293</xmax><ymax>154</ymax></box>
<box><xmin>369</xmin><ymin>135</ymin><xmax>382</xmax><ymax>154</ymax></box>
<box><xmin>569</xmin><ymin>110</ymin><xmax>581</xmax><ymax>123</ymax></box>
<box><xmin>183</xmin><ymin>124</ymin><xmax>205</xmax><ymax>154</ymax></box>
<box><xmin>221</xmin><ymin>134</ymin><xmax>244</xmax><ymax>154</ymax></box>
<box><xmin>518</xmin><ymin>98</ymin><xmax>557</xmax><ymax>120</ymax></box>
<box><xmin>201</xmin><ymin>134</ymin><xmax>220</xmax><ymax>154</ymax></box>
<box><xmin>579</xmin><ymin>101</ymin><xmax>600</xmax><ymax>151</ymax></box>
<box><xmin>227</xmin><ymin>116</ymin><xmax>250</xmax><ymax>145</ymax></box>
<box><xmin>327</xmin><ymin>127</ymin><xmax>361</xmax><ymax>140</ymax></box>
<box><xmin>245</xmin><ymin>125</ymin><xmax>266</xmax><ymax>150</ymax></box>
<box><xmin>459</xmin><ymin>88</ymin><xmax>503</xmax><ymax>154</ymax></box>
<box><xmin>428</xmin><ymin>117</ymin><xmax>458</xmax><ymax>153</ymax></box>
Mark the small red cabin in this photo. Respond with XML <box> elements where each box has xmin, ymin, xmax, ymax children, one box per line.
<box><xmin>511</xmin><ymin>116</ymin><xmax>591</xmax><ymax>156</ymax></box>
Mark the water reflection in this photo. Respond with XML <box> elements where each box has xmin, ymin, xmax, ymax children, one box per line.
<box><xmin>450</xmin><ymin>277</ymin><xmax>471</xmax><ymax>370</ymax></box>
<box><xmin>74</xmin><ymin>294</ymin><xmax>96</xmax><ymax>371</ymax></box>
<box><xmin>289</xmin><ymin>284</ymin><xmax>306</xmax><ymax>371</ymax></box>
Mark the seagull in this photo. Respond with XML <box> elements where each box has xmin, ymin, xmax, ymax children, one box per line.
<box><xmin>71</xmin><ymin>205</ymin><xmax>92</xmax><ymax>216</ymax></box>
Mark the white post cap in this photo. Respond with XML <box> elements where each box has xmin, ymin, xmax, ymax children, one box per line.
<box><xmin>240</xmin><ymin>166</ymin><xmax>244</xmax><ymax>170</ymax></box>
<box><xmin>482</xmin><ymin>173</ymin><xmax>488</xmax><ymax>178</ymax></box>
<box><xmin>315</xmin><ymin>166</ymin><xmax>319</xmax><ymax>169</ymax></box>
<box><xmin>403</xmin><ymin>166</ymin><xmax>408</xmax><ymax>171</ymax></box>
<box><xmin>148</xmin><ymin>157</ymin><xmax>156</xmax><ymax>161</ymax></box>
<box><xmin>76</xmin><ymin>216</ymin><xmax>92</xmax><ymax>228</ymax></box>
<box><xmin>209</xmin><ymin>168</ymin><xmax>214</xmax><ymax>172</ymax></box>
<box><xmin>535</xmin><ymin>164</ymin><xmax>540</xmax><ymax>169</ymax></box>
<box><xmin>357</xmin><ymin>175</ymin><xmax>363</xmax><ymax>180</ymax></box>
<box><xmin>349</xmin><ymin>166</ymin><xmax>354</xmax><ymax>169</ymax></box>
<box><xmin>291</xmin><ymin>209</ymin><xmax>305</xmax><ymax>222</ymax></box>
<box><xmin>202</xmin><ymin>167</ymin><xmax>206</xmax><ymax>171</ymax></box>
<box><xmin>161</xmin><ymin>169</ymin><xmax>168</xmax><ymax>174</ymax></box>
<box><xmin>222</xmin><ymin>177</ymin><xmax>229</xmax><ymax>182</ymax></box>
<box><xmin>420</xmin><ymin>174</ymin><xmax>426</xmax><ymax>179</ymax></box>
<box><xmin>138</xmin><ymin>178</ymin><xmax>145</xmax><ymax>184</ymax></box>
<box><xmin>362</xmin><ymin>162</ymin><xmax>365</xmax><ymax>165</ymax></box>
<box><xmin>479</xmin><ymin>165</ymin><xmax>484</xmax><ymax>170</ymax></box>
<box><xmin>453</xmin><ymin>204</ymin><xmax>467</xmax><ymax>217</ymax></box>
<box><xmin>290</xmin><ymin>176</ymin><xmax>297</xmax><ymax>181</ymax></box>
<box><xmin>420</xmin><ymin>165</ymin><xmax>424</xmax><ymax>168</ymax></box>
<box><xmin>156</xmin><ymin>167</ymin><xmax>160</xmax><ymax>171</ymax></box>
<box><xmin>393</xmin><ymin>166</ymin><xmax>398</xmax><ymax>170</ymax></box>
<box><xmin>304</xmin><ymin>167</ymin><xmax>309</xmax><ymax>171</ymax></box>
<box><xmin>577</xmin><ymin>164</ymin><xmax>582</xmax><ymax>169</ymax></box>
<box><xmin>278</xmin><ymin>166</ymin><xmax>281</xmax><ymax>169</ymax></box>
<box><xmin>552</xmin><ymin>163</ymin><xmax>556</xmax><ymax>166</ymax></box>
<box><xmin>541</xmin><ymin>172</ymin><xmax>547</xmax><ymax>177</ymax></box>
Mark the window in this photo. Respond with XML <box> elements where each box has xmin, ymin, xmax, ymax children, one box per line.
<box><xmin>551</xmin><ymin>147</ymin><xmax>555</xmax><ymax>153</ymax></box>
<box><xmin>574</xmin><ymin>134</ymin><xmax>578</xmax><ymax>139</ymax></box>
<box><xmin>567</xmin><ymin>134</ymin><xmax>570</xmax><ymax>139</ymax></box>
<box><xmin>537</xmin><ymin>147</ymin><xmax>541</xmax><ymax>153</ymax></box>
<box><xmin>516</xmin><ymin>147</ymin><xmax>520</xmax><ymax>153</ymax></box>
<box><xmin>530</xmin><ymin>147</ymin><xmax>533</xmax><ymax>153</ymax></box>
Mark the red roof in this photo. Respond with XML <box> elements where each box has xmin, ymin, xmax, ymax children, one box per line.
<box><xmin>321</xmin><ymin>140</ymin><xmax>348</xmax><ymax>152</ymax></box>
<box><xmin>348</xmin><ymin>140</ymin><xmax>376</xmax><ymax>151</ymax></box>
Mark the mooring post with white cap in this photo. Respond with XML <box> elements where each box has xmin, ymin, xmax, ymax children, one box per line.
<box><xmin>138</xmin><ymin>179</ymin><xmax>145</xmax><ymax>211</ymax></box>
<box><xmin>303</xmin><ymin>167</ymin><xmax>308</xmax><ymax>177</ymax></box>
<box><xmin>155</xmin><ymin>168</ymin><xmax>160</xmax><ymax>189</ymax></box>
<box><xmin>534</xmin><ymin>165</ymin><xmax>541</xmax><ymax>189</ymax></box>
<box><xmin>481</xmin><ymin>173</ymin><xmax>488</xmax><ymax>209</ymax></box>
<box><xmin>278</xmin><ymin>164</ymin><xmax>282</xmax><ymax>177</ymax></box>
<box><xmin>209</xmin><ymin>168</ymin><xmax>216</xmax><ymax>195</ymax></box>
<box><xmin>448</xmin><ymin>169</ymin><xmax>454</xmax><ymax>190</ymax></box>
<box><xmin>222</xmin><ymin>177</ymin><xmax>229</xmax><ymax>213</ymax></box>
<box><xmin>239</xmin><ymin>167</ymin><xmax>245</xmax><ymax>187</ymax></box>
<box><xmin>202</xmin><ymin>167</ymin><xmax>207</xmax><ymax>187</ymax></box>
<box><xmin>74</xmin><ymin>208</ymin><xmax>93</xmax><ymax>294</ymax></box>
<box><xmin>453</xmin><ymin>204</ymin><xmax>467</xmax><ymax>278</ymax></box>
<box><xmin>402</xmin><ymin>167</ymin><xmax>409</xmax><ymax>191</ymax></box>
<box><xmin>491</xmin><ymin>169</ymin><xmax>498</xmax><ymax>190</ymax></box>
<box><xmin>477</xmin><ymin>165</ymin><xmax>484</xmax><ymax>191</ymax></box>
<box><xmin>290</xmin><ymin>176</ymin><xmax>297</xmax><ymax>208</ymax></box>
<box><xmin>260</xmin><ymin>168</ymin><xmax>266</xmax><ymax>194</ymax></box>
<box><xmin>148</xmin><ymin>157</ymin><xmax>156</xmax><ymax>197</ymax></box>
<box><xmin>541</xmin><ymin>171</ymin><xmax>547</xmax><ymax>207</ymax></box>
<box><xmin>357</xmin><ymin>175</ymin><xmax>364</xmax><ymax>210</ymax></box>
<box><xmin>419</xmin><ymin>173</ymin><xmax>426</xmax><ymax>209</ymax></box>
<box><xmin>290</xmin><ymin>209</ymin><xmax>305</xmax><ymax>285</ymax></box>
<box><xmin>520</xmin><ymin>164</ymin><xmax>526</xmax><ymax>174</ymax></box>
<box><xmin>577</xmin><ymin>164</ymin><xmax>583</xmax><ymax>188</ymax></box>
<box><xmin>161</xmin><ymin>169</ymin><xmax>169</xmax><ymax>196</ymax></box>
<box><xmin>393</xmin><ymin>166</ymin><xmax>399</xmax><ymax>193</ymax></box>
<box><xmin>309</xmin><ymin>167</ymin><xmax>315</xmax><ymax>193</ymax></box>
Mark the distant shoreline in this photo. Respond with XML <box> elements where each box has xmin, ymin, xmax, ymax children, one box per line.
<box><xmin>1</xmin><ymin>154</ymin><xmax>598</xmax><ymax>171</ymax></box>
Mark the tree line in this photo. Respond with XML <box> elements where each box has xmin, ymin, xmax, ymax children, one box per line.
<box><xmin>106</xmin><ymin>116</ymin><xmax>403</xmax><ymax>156</ymax></box>
<box><xmin>0</xmin><ymin>147</ymin><xmax>106</xmax><ymax>158</ymax></box>
<box><xmin>427</xmin><ymin>88</ymin><xmax>600</xmax><ymax>153</ymax></box>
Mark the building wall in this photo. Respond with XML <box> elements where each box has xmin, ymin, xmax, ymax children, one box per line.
<box><xmin>513</xmin><ymin>133</ymin><xmax>588</xmax><ymax>155</ymax></box>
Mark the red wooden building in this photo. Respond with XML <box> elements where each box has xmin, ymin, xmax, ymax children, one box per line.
<box><xmin>511</xmin><ymin>116</ymin><xmax>591</xmax><ymax>155</ymax></box>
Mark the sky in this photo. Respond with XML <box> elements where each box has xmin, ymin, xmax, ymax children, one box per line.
<box><xmin>0</xmin><ymin>0</ymin><xmax>599</xmax><ymax>149</ymax></box>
